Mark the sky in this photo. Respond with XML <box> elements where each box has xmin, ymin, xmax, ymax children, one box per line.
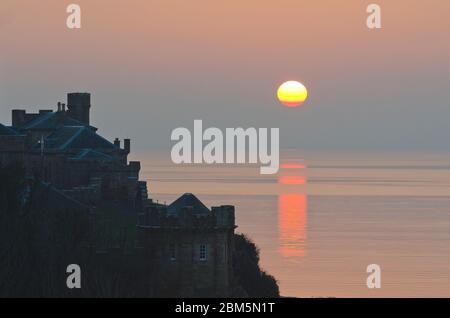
<box><xmin>0</xmin><ymin>0</ymin><xmax>449</xmax><ymax>152</ymax></box>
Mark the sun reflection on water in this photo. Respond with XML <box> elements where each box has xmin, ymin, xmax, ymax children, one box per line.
<box><xmin>278</xmin><ymin>161</ymin><xmax>308</xmax><ymax>257</ymax></box>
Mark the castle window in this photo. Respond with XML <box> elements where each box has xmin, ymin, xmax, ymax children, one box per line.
<box><xmin>169</xmin><ymin>243</ymin><xmax>177</xmax><ymax>261</ymax></box>
<box><xmin>199</xmin><ymin>244</ymin><xmax>208</xmax><ymax>261</ymax></box>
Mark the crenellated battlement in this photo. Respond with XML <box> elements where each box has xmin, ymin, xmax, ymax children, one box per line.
<box><xmin>137</xmin><ymin>192</ymin><xmax>236</xmax><ymax>297</ymax></box>
<box><xmin>139</xmin><ymin>203</ymin><xmax>235</xmax><ymax>230</ymax></box>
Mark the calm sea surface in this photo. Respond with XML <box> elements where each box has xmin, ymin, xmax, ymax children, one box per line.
<box><xmin>130</xmin><ymin>150</ymin><xmax>450</xmax><ymax>297</ymax></box>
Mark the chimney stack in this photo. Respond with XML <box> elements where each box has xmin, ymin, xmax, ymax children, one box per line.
<box><xmin>67</xmin><ymin>93</ymin><xmax>91</xmax><ymax>125</ymax></box>
<box><xmin>62</xmin><ymin>103</ymin><xmax>66</xmax><ymax>112</ymax></box>
<box><xmin>57</xmin><ymin>102</ymin><xmax>61</xmax><ymax>112</ymax></box>
<box><xmin>124</xmin><ymin>139</ymin><xmax>131</xmax><ymax>153</ymax></box>
<box><xmin>12</xmin><ymin>109</ymin><xmax>26</xmax><ymax>128</ymax></box>
<box><xmin>114</xmin><ymin>138</ymin><xmax>121</xmax><ymax>148</ymax></box>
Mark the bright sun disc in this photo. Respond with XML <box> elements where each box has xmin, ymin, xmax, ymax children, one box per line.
<box><xmin>277</xmin><ymin>80</ymin><xmax>308</xmax><ymax>107</ymax></box>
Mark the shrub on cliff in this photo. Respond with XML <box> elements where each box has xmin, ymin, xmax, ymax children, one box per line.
<box><xmin>233</xmin><ymin>233</ymin><xmax>280</xmax><ymax>297</ymax></box>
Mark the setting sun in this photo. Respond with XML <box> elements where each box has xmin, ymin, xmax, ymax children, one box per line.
<box><xmin>277</xmin><ymin>81</ymin><xmax>308</xmax><ymax>107</ymax></box>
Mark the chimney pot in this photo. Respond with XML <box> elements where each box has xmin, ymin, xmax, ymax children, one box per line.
<box><xmin>124</xmin><ymin>139</ymin><xmax>131</xmax><ymax>153</ymax></box>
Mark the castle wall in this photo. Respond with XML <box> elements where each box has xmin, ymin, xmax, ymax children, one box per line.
<box><xmin>138</xmin><ymin>204</ymin><xmax>235</xmax><ymax>297</ymax></box>
<box><xmin>0</xmin><ymin>135</ymin><xmax>26</xmax><ymax>167</ymax></box>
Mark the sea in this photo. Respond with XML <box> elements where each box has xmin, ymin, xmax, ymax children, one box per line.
<box><xmin>130</xmin><ymin>150</ymin><xmax>450</xmax><ymax>297</ymax></box>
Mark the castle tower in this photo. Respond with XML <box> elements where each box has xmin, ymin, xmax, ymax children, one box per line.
<box><xmin>137</xmin><ymin>194</ymin><xmax>236</xmax><ymax>297</ymax></box>
<box><xmin>67</xmin><ymin>92</ymin><xmax>91</xmax><ymax>125</ymax></box>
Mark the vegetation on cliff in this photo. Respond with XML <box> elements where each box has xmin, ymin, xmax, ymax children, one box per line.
<box><xmin>233</xmin><ymin>234</ymin><xmax>280</xmax><ymax>297</ymax></box>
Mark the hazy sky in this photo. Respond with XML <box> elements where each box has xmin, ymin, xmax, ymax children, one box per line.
<box><xmin>1</xmin><ymin>0</ymin><xmax>449</xmax><ymax>152</ymax></box>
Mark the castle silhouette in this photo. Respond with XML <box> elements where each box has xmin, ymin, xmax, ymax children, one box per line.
<box><xmin>0</xmin><ymin>93</ymin><xmax>236</xmax><ymax>297</ymax></box>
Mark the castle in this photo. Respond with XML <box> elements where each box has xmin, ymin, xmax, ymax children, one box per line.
<box><xmin>0</xmin><ymin>93</ymin><xmax>236</xmax><ymax>297</ymax></box>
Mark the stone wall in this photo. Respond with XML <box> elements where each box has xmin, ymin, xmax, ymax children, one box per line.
<box><xmin>0</xmin><ymin>135</ymin><xmax>26</xmax><ymax>166</ymax></box>
<box><xmin>138</xmin><ymin>204</ymin><xmax>236</xmax><ymax>297</ymax></box>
